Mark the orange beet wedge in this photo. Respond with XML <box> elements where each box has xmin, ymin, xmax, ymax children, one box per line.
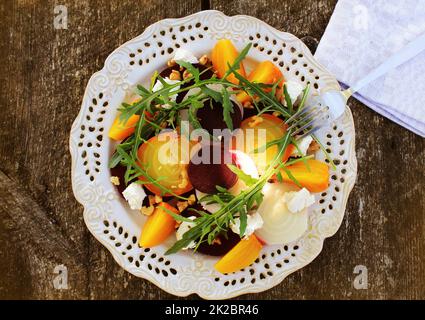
<box><xmin>139</xmin><ymin>203</ymin><xmax>180</xmax><ymax>248</ymax></box>
<box><xmin>108</xmin><ymin>114</ymin><xmax>140</xmax><ymax>141</ymax></box>
<box><xmin>211</xmin><ymin>39</ymin><xmax>246</xmax><ymax>84</ymax></box>
<box><xmin>282</xmin><ymin>144</ymin><xmax>296</xmax><ymax>163</ymax></box>
<box><xmin>281</xmin><ymin>159</ymin><xmax>330</xmax><ymax>192</ymax></box>
<box><xmin>237</xmin><ymin>61</ymin><xmax>284</xmax><ymax>104</ymax></box>
<box><xmin>214</xmin><ymin>235</ymin><xmax>263</xmax><ymax>274</ymax></box>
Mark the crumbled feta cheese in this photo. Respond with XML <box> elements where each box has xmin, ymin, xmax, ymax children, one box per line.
<box><xmin>173</xmin><ymin>48</ymin><xmax>199</xmax><ymax>64</ymax></box>
<box><xmin>230</xmin><ymin>211</ymin><xmax>264</xmax><ymax>237</ymax></box>
<box><xmin>152</xmin><ymin>77</ymin><xmax>180</xmax><ymax>102</ymax></box>
<box><xmin>292</xmin><ymin>135</ymin><xmax>313</xmax><ymax>156</ymax></box>
<box><xmin>282</xmin><ymin>188</ymin><xmax>315</xmax><ymax>213</ymax></box>
<box><xmin>284</xmin><ymin>80</ymin><xmax>304</xmax><ymax>104</ymax></box>
<box><xmin>122</xmin><ymin>182</ymin><xmax>147</xmax><ymax>210</ymax></box>
<box><xmin>176</xmin><ymin>216</ymin><xmax>197</xmax><ymax>250</ymax></box>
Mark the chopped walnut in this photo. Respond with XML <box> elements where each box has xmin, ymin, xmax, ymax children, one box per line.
<box><xmin>212</xmin><ymin>238</ymin><xmax>222</xmax><ymax>245</ymax></box>
<box><xmin>175</xmin><ymin>220</ymin><xmax>182</xmax><ymax>228</ymax></box>
<box><xmin>154</xmin><ymin>195</ymin><xmax>163</xmax><ymax>204</ymax></box>
<box><xmin>199</xmin><ymin>54</ymin><xmax>209</xmax><ymax>65</ymax></box>
<box><xmin>307</xmin><ymin>140</ymin><xmax>320</xmax><ymax>154</ymax></box>
<box><xmin>248</xmin><ymin>115</ymin><xmax>264</xmax><ymax>127</ymax></box>
<box><xmin>183</xmin><ymin>69</ymin><xmax>192</xmax><ymax>79</ymax></box>
<box><xmin>178</xmin><ymin>170</ymin><xmax>189</xmax><ymax>189</ymax></box>
<box><xmin>272</xmin><ymin>111</ymin><xmax>281</xmax><ymax>117</ymax></box>
<box><xmin>178</xmin><ymin>179</ymin><xmax>188</xmax><ymax>189</ymax></box>
<box><xmin>110</xmin><ymin>176</ymin><xmax>120</xmax><ymax>186</ymax></box>
<box><xmin>177</xmin><ymin>201</ymin><xmax>189</xmax><ymax>212</ymax></box>
<box><xmin>243</xmin><ymin>101</ymin><xmax>254</xmax><ymax>109</ymax></box>
<box><xmin>148</xmin><ymin>195</ymin><xmax>156</xmax><ymax>206</ymax></box>
<box><xmin>169</xmin><ymin>69</ymin><xmax>181</xmax><ymax>81</ymax></box>
<box><xmin>187</xmin><ymin>194</ymin><xmax>196</xmax><ymax>205</ymax></box>
<box><xmin>167</xmin><ymin>59</ymin><xmax>176</xmax><ymax>67</ymax></box>
<box><xmin>141</xmin><ymin>206</ymin><xmax>154</xmax><ymax>216</ymax></box>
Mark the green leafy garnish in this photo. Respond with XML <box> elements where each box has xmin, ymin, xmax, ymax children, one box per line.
<box><xmin>221</xmin><ymin>87</ymin><xmax>234</xmax><ymax>130</ymax></box>
<box><xmin>108</xmin><ymin>43</ymin><xmax>328</xmax><ymax>255</ymax></box>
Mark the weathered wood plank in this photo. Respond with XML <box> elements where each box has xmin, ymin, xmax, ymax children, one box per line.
<box><xmin>0</xmin><ymin>0</ymin><xmax>424</xmax><ymax>300</ymax></box>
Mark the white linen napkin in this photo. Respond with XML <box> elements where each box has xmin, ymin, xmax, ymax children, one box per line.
<box><xmin>314</xmin><ymin>0</ymin><xmax>425</xmax><ymax>137</ymax></box>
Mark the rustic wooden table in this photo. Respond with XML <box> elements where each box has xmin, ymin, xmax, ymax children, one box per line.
<box><xmin>1</xmin><ymin>0</ymin><xmax>424</xmax><ymax>300</ymax></box>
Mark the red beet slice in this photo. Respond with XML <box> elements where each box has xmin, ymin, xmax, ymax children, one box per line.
<box><xmin>196</xmin><ymin>98</ymin><xmax>242</xmax><ymax>136</ymax></box>
<box><xmin>187</xmin><ymin>143</ymin><xmax>237</xmax><ymax>194</ymax></box>
<box><xmin>197</xmin><ymin>231</ymin><xmax>240</xmax><ymax>256</ymax></box>
<box><xmin>110</xmin><ymin>165</ymin><xmax>130</xmax><ymax>196</ymax></box>
<box><xmin>242</xmin><ymin>106</ymin><xmax>258</xmax><ymax>120</ymax></box>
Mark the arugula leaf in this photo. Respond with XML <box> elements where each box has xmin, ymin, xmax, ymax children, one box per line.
<box><xmin>283</xmin><ymin>83</ymin><xmax>293</xmax><ymax>113</ymax></box>
<box><xmin>200</xmin><ymin>85</ymin><xmax>222</xmax><ymax>103</ymax></box>
<box><xmin>298</xmin><ymin>83</ymin><xmax>310</xmax><ymax>110</ymax></box>
<box><xmin>137</xmin><ymin>84</ymin><xmax>151</xmax><ymax>97</ymax></box>
<box><xmin>149</xmin><ymin>71</ymin><xmax>159</xmax><ymax>91</ymax></box>
<box><xmin>188</xmin><ymin>99</ymin><xmax>204</xmax><ymax>130</ymax></box>
<box><xmin>230</xmin><ymin>69</ymin><xmax>291</xmax><ymax>118</ymax></box>
<box><xmin>281</xmin><ymin>167</ymin><xmax>302</xmax><ymax>187</ymax></box>
<box><xmin>271</xmin><ymin>78</ymin><xmax>282</xmax><ymax>97</ymax></box>
<box><xmin>227</xmin><ymin>164</ymin><xmax>257</xmax><ymax>186</ymax></box>
<box><xmin>276</xmin><ymin>171</ymin><xmax>283</xmax><ymax>182</ymax></box>
<box><xmin>223</xmin><ymin>43</ymin><xmax>252</xmax><ymax>79</ymax></box>
<box><xmin>222</xmin><ymin>87</ymin><xmax>234</xmax><ymax>130</ymax></box>
<box><xmin>238</xmin><ymin>205</ymin><xmax>247</xmax><ymax>237</ymax></box>
<box><xmin>161</xmin><ymin>206</ymin><xmax>196</xmax><ymax>223</ymax></box>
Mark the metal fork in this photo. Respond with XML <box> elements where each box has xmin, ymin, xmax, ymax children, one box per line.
<box><xmin>286</xmin><ymin>31</ymin><xmax>425</xmax><ymax>139</ymax></box>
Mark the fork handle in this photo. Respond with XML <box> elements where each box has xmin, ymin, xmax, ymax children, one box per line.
<box><xmin>349</xmin><ymin>32</ymin><xmax>425</xmax><ymax>94</ymax></box>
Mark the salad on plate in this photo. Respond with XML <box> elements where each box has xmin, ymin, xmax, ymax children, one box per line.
<box><xmin>108</xmin><ymin>39</ymin><xmax>331</xmax><ymax>274</ymax></box>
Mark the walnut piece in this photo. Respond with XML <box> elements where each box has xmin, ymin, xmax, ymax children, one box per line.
<box><xmin>177</xmin><ymin>201</ymin><xmax>189</xmax><ymax>212</ymax></box>
<box><xmin>154</xmin><ymin>195</ymin><xmax>163</xmax><ymax>203</ymax></box>
<box><xmin>248</xmin><ymin>115</ymin><xmax>264</xmax><ymax>127</ymax></box>
<box><xmin>167</xmin><ymin>59</ymin><xmax>176</xmax><ymax>67</ymax></box>
<box><xmin>141</xmin><ymin>206</ymin><xmax>154</xmax><ymax>216</ymax></box>
<box><xmin>243</xmin><ymin>101</ymin><xmax>254</xmax><ymax>109</ymax></box>
<box><xmin>199</xmin><ymin>54</ymin><xmax>209</xmax><ymax>65</ymax></box>
<box><xmin>110</xmin><ymin>176</ymin><xmax>120</xmax><ymax>186</ymax></box>
<box><xmin>169</xmin><ymin>69</ymin><xmax>181</xmax><ymax>81</ymax></box>
<box><xmin>307</xmin><ymin>140</ymin><xmax>320</xmax><ymax>154</ymax></box>
<box><xmin>187</xmin><ymin>194</ymin><xmax>196</xmax><ymax>205</ymax></box>
<box><xmin>183</xmin><ymin>70</ymin><xmax>192</xmax><ymax>79</ymax></box>
<box><xmin>212</xmin><ymin>238</ymin><xmax>222</xmax><ymax>245</ymax></box>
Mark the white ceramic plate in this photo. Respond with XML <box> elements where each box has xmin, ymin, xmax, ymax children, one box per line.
<box><xmin>70</xmin><ymin>10</ymin><xmax>357</xmax><ymax>299</ymax></box>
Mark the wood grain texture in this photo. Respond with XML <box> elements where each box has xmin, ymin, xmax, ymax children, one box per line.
<box><xmin>0</xmin><ymin>0</ymin><xmax>424</xmax><ymax>300</ymax></box>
